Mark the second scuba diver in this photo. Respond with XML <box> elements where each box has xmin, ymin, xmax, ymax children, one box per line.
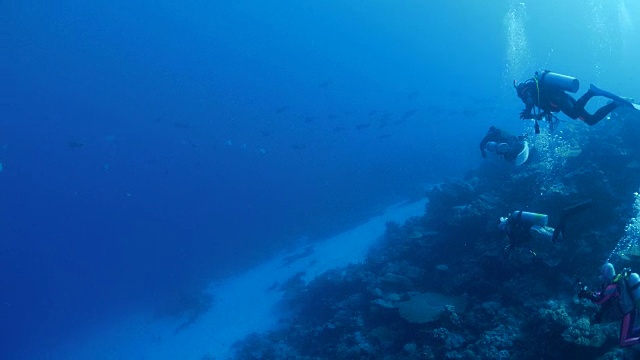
<box><xmin>479</xmin><ymin>126</ymin><xmax>530</xmax><ymax>166</ymax></box>
<box><xmin>514</xmin><ymin>70</ymin><xmax>635</xmax><ymax>133</ymax></box>
<box><xmin>499</xmin><ymin>200</ymin><xmax>592</xmax><ymax>254</ymax></box>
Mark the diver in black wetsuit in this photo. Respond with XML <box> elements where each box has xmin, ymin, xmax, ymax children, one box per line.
<box><xmin>499</xmin><ymin>199</ymin><xmax>592</xmax><ymax>253</ymax></box>
<box><xmin>515</xmin><ymin>70</ymin><xmax>630</xmax><ymax>133</ymax></box>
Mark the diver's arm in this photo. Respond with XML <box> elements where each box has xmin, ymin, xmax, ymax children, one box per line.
<box><xmin>535</xmin><ymin>110</ymin><xmax>549</xmax><ymax>120</ymax></box>
<box><xmin>520</xmin><ymin>97</ymin><xmax>535</xmax><ymax>119</ymax></box>
<box><xmin>592</xmin><ymin>284</ymin><xmax>619</xmax><ymax>305</ymax></box>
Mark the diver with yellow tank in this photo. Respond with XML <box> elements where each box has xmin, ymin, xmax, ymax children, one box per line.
<box><xmin>578</xmin><ymin>263</ymin><xmax>640</xmax><ymax>347</ymax></box>
<box><xmin>514</xmin><ymin>70</ymin><xmax>637</xmax><ymax>133</ymax></box>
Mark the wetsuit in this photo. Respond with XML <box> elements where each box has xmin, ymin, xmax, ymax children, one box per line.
<box><xmin>585</xmin><ymin>276</ymin><xmax>640</xmax><ymax>347</ymax></box>
<box><xmin>517</xmin><ymin>80</ymin><xmax>618</xmax><ymax>126</ymax></box>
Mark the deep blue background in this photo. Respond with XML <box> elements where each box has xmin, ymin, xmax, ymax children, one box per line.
<box><xmin>2</xmin><ymin>0</ymin><xmax>639</xmax><ymax>358</ymax></box>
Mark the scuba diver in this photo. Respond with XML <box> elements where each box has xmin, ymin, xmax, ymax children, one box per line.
<box><xmin>578</xmin><ymin>263</ymin><xmax>640</xmax><ymax>347</ymax></box>
<box><xmin>514</xmin><ymin>70</ymin><xmax>634</xmax><ymax>133</ymax></box>
<box><xmin>499</xmin><ymin>199</ymin><xmax>592</xmax><ymax>253</ymax></box>
<box><xmin>479</xmin><ymin>126</ymin><xmax>529</xmax><ymax>165</ymax></box>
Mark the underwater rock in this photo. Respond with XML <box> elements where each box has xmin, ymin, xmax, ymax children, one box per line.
<box><xmin>408</xmin><ymin>229</ymin><xmax>439</xmax><ymax>239</ymax></box>
<box><xmin>597</xmin><ymin>348</ymin><xmax>627</xmax><ymax>360</ymax></box>
<box><xmin>370</xmin><ymin>326</ymin><xmax>397</xmax><ymax>344</ymax></box>
<box><xmin>537</xmin><ymin>300</ymin><xmax>572</xmax><ymax>327</ymax></box>
<box><xmin>561</xmin><ymin>317</ymin><xmax>607</xmax><ymax>347</ymax></box>
<box><xmin>432</xmin><ymin>327</ymin><xmax>465</xmax><ymax>350</ymax></box>
<box><xmin>397</xmin><ymin>292</ymin><xmax>466</xmax><ymax>324</ymax></box>
<box><xmin>472</xmin><ymin>324</ymin><xmax>519</xmax><ymax>359</ymax></box>
<box><xmin>481</xmin><ymin>301</ymin><xmax>502</xmax><ymax>315</ymax></box>
<box><xmin>379</xmin><ymin>272</ymin><xmax>413</xmax><ymax>290</ymax></box>
<box><xmin>372</xmin><ymin>292</ymin><xmax>405</xmax><ymax>309</ymax></box>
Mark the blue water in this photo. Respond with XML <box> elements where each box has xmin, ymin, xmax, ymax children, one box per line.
<box><xmin>2</xmin><ymin>0</ymin><xmax>640</xmax><ymax>358</ymax></box>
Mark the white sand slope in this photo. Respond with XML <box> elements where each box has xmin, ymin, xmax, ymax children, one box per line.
<box><xmin>48</xmin><ymin>199</ymin><xmax>427</xmax><ymax>360</ymax></box>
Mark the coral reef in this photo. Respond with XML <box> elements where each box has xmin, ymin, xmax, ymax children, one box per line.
<box><xmin>232</xmin><ymin>112</ymin><xmax>640</xmax><ymax>359</ymax></box>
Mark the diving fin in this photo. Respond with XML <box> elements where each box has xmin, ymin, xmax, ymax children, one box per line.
<box><xmin>552</xmin><ymin>199</ymin><xmax>593</xmax><ymax>243</ymax></box>
<box><xmin>590</xmin><ymin>84</ymin><xmax>635</xmax><ymax>108</ymax></box>
<box><xmin>514</xmin><ymin>141</ymin><xmax>529</xmax><ymax>166</ymax></box>
<box><xmin>552</xmin><ymin>227</ymin><xmax>564</xmax><ymax>243</ymax></box>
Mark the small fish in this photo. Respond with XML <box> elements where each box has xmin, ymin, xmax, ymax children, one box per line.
<box><xmin>174</xmin><ymin>122</ymin><xmax>190</xmax><ymax>129</ymax></box>
<box><xmin>290</xmin><ymin>143</ymin><xmax>307</xmax><ymax>150</ymax></box>
<box><xmin>68</xmin><ymin>141</ymin><xmax>84</xmax><ymax>148</ymax></box>
<box><xmin>186</xmin><ymin>139</ymin><xmax>198</xmax><ymax>148</ymax></box>
<box><xmin>355</xmin><ymin>123</ymin><xmax>371</xmax><ymax>130</ymax></box>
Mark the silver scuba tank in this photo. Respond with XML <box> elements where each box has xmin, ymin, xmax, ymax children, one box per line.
<box><xmin>514</xmin><ymin>211</ymin><xmax>548</xmax><ymax>227</ymax></box>
<box><xmin>537</xmin><ymin>70</ymin><xmax>580</xmax><ymax>93</ymax></box>
<box><xmin>627</xmin><ymin>272</ymin><xmax>640</xmax><ymax>310</ymax></box>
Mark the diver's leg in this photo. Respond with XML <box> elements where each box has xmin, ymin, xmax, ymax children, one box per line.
<box><xmin>576</xmin><ymin>89</ymin><xmax>595</xmax><ymax>109</ymax></box>
<box><xmin>581</xmin><ymin>103</ymin><xmax>618</xmax><ymax>126</ymax></box>
<box><xmin>562</xmin><ymin>200</ymin><xmax>593</xmax><ymax>216</ymax></box>
<box><xmin>620</xmin><ymin>310</ymin><xmax>640</xmax><ymax>347</ymax></box>
<box><xmin>559</xmin><ymin>94</ymin><xmax>580</xmax><ymax>119</ymax></box>
<box><xmin>552</xmin><ymin>200</ymin><xmax>592</xmax><ymax>242</ymax></box>
<box><xmin>589</xmin><ymin>102</ymin><xmax>619</xmax><ymax>125</ymax></box>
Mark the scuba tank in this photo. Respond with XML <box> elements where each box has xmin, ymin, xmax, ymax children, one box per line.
<box><xmin>485</xmin><ymin>142</ymin><xmax>510</xmax><ymax>154</ymax></box>
<box><xmin>514</xmin><ymin>211</ymin><xmax>548</xmax><ymax>227</ymax></box>
<box><xmin>626</xmin><ymin>271</ymin><xmax>640</xmax><ymax>311</ymax></box>
<box><xmin>537</xmin><ymin>70</ymin><xmax>580</xmax><ymax>93</ymax></box>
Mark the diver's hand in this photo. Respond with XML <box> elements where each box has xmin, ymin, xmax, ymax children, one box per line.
<box><xmin>577</xmin><ymin>286</ymin><xmax>594</xmax><ymax>300</ymax></box>
<box><xmin>519</xmin><ymin>111</ymin><xmax>534</xmax><ymax>120</ymax></box>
